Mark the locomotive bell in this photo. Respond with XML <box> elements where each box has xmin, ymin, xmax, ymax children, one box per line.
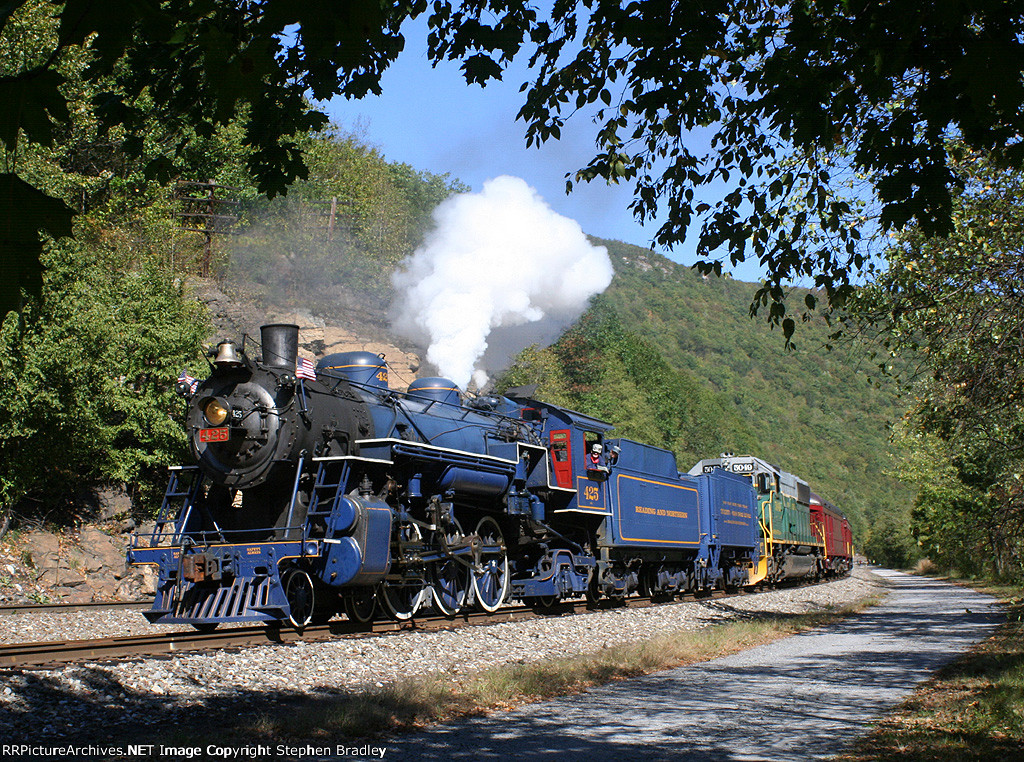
<box><xmin>213</xmin><ymin>340</ymin><xmax>243</xmax><ymax>367</ymax></box>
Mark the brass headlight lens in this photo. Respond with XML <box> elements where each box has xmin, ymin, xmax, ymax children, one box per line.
<box><xmin>204</xmin><ymin>399</ymin><xmax>229</xmax><ymax>426</ymax></box>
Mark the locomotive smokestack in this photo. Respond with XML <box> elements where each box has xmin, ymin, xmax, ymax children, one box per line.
<box><xmin>260</xmin><ymin>323</ymin><xmax>299</xmax><ymax>370</ymax></box>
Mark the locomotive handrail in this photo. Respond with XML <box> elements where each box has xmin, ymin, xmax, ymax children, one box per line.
<box><xmin>813</xmin><ymin>523</ymin><xmax>829</xmax><ymax>559</ymax></box>
<box><xmin>513</xmin><ymin>442</ymin><xmax>577</xmax><ymax>494</ymax></box>
<box><xmin>312</xmin><ymin>454</ymin><xmax>394</xmax><ymax>464</ymax></box>
<box><xmin>389</xmin><ymin>444</ymin><xmax>517</xmax><ymax>477</ymax></box>
<box><xmin>356</xmin><ymin>437</ymin><xmax>520</xmax><ymax>465</ymax></box>
<box><xmin>134</xmin><ymin>528</ymin><xmax>313</xmax><ymax>550</ymax></box>
<box><xmin>283</xmin><ymin>455</ymin><xmax>305</xmax><ymax>537</ymax></box>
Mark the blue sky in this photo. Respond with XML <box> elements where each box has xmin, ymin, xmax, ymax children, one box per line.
<box><xmin>322</xmin><ymin>19</ymin><xmax>766</xmax><ymax>283</ymax></box>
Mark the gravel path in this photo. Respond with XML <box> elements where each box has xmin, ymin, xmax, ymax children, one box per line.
<box><xmin>380</xmin><ymin>569</ymin><xmax>1001</xmax><ymax>761</ymax></box>
<box><xmin>0</xmin><ymin>570</ymin><xmax>881</xmax><ymax>749</ymax></box>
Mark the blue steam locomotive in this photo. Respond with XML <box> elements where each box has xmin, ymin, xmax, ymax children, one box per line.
<box><xmin>128</xmin><ymin>323</ymin><xmax>839</xmax><ymax>628</ymax></box>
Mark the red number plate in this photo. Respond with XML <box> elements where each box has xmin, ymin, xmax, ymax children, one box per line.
<box><xmin>199</xmin><ymin>427</ymin><xmax>230</xmax><ymax>443</ymax></box>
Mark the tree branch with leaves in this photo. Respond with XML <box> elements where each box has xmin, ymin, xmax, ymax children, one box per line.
<box><xmin>6</xmin><ymin>0</ymin><xmax>1024</xmax><ymax>335</ymax></box>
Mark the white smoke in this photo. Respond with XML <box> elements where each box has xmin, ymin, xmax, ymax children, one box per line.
<box><xmin>390</xmin><ymin>176</ymin><xmax>614</xmax><ymax>389</ymax></box>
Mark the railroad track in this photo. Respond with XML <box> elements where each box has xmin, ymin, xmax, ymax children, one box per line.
<box><xmin>0</xmin><ymin>600</ymin><xmax>582</xmax><ymax>670</ymax></box>
<box><xmin>0</xmin><ymin>578</ymin><xmax>830</xmax><ymax>670</ymax></box>
<box><xmin>0</xmin><ymin>600</ymin><xmax>151</xmax><ymax>616</ymax></box>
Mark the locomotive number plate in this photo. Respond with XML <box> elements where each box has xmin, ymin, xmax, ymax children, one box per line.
<box><xmin>199</xmin><ymin>427</ymin><xmax>230</xmax><ymax>443</ymax></box>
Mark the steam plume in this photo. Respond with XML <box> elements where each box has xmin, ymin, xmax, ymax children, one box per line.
<box><xmin>391</xmin><ymin>176</ymin><xmax>613</xmax><ymax>389</ymax></box>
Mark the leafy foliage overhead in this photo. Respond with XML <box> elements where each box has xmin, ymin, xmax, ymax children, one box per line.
<box><xmin>857</xmin><ymin>149</ymin><xmax>1024</xmax><ymax>578</ymax></box>
<box><xmin>7</xmin><ymin>1</ymin><xmax>1024</xmax><ymax>325</ymax></box>
<box><xmin>1</xmin><ymin>0</ymin><xmax>417</xmax><ymax>314</ymax></box>
<box><xmin>861</xmin><ymin>151</ymin><xmax>1024</xmax><ymax>458</ymax></box>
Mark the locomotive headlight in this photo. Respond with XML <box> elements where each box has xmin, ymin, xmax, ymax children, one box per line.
<box><xmin>204</xmin><ymin>398</ymin><xmax>230</xmax><ymax>426</ymax></box>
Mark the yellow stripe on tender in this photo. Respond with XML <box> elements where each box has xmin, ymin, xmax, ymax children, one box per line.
<box><xmin>323</xmin><ymin>364</ymin><xmax>385</xmax><ymax>370</ymax></box>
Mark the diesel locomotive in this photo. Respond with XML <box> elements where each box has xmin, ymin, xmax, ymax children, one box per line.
<box><xmin>128</xmin><ymin>324</ymin><xmax>853</xmax><ymax>628</ymax></box>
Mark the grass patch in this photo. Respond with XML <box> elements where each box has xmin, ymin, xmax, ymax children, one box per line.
<box><xmin>836</xmin><ymin>584</ymin><xmax>1024</xmax><ymax>762</ymax></box>
<box><xmin>219</xmin><ymin>593</ymin><xmax>885</xmax><ymax>744</ymax></box>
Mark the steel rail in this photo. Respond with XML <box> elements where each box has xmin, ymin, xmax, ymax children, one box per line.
<box><xmin>0</xmin><ymin>602</ymin><xmax>539</xmax><ymax>670</ymax></box>
<box><xmin>0</xmin><ymin>576</ymin><xmax>835</xmax><ymax>670</ymax></box>
<box><xmin>0</xmin><ymin>600</ymin><xmax>152</xmax><ymax>616</ymax></box>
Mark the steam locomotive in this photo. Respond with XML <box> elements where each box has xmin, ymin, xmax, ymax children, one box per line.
<box><xmin>128</xmin><ymin>324</ymin><xmax>853</xmax><ymax>628</ymax></box>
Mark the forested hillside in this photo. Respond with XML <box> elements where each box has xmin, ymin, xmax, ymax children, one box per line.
<box><xmin>603</xmin><ymin>241</ymin><xmax>911</xmax><ymax>536</ymax></box>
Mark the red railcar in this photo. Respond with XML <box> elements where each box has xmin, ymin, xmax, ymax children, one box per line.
<box><xmin>810</xmin><ymin>493</ymin><xmax>853</xmax><ymax>576</ymax></box>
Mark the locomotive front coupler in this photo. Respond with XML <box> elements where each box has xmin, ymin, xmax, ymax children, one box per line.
<box><xmin>181</xmin><ymin>551</ymin><xmax>233</xmax><ymax>584</ymax></box>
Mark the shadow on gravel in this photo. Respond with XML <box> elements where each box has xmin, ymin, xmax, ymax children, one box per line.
<box><xmin>2</xmin><ymin>669</ymin><xmax>432</xmax><ymax>759</ymax></box>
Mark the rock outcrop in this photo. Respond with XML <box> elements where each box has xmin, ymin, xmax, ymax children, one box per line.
<box><xmin>2</xmin><ymin>526</ymin><xmax>156</xmax><ymax>604</ymax></box>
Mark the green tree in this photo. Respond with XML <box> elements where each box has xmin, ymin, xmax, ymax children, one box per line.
<box><xmin>227</xmin><ymin>128</ymin><xmax>467</xmax><ymax>307</ymax></box>
<box><xmin>0</xmin><ymin>230</ymin><xmax>209</xmax><ymax>523</ymax></box>
<box><xmin>861</xmin><ymin>504</ymin><xmax>919</xmax><ymax>570</ymax></box>
<box><xmin>494</xmin><ymin>344</ymin><xmax>575</xmax><ymax>409</ymax></box>
<box><xmin>2</xmin><ymin>0</ymin><xmax>410</xmax><ymax>313</ymax></box>
<box><xmin>860</xmin><ymin>149</ymin><xmax>1024</xmax><ymax>579</ymax></box>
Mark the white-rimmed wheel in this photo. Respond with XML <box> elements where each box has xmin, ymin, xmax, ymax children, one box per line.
<box><xmin>284</xmin><ymin>568</ymin><xmax>315</xmax><ymax>628</ymax></box>
<box><xmin>430</xmin><ymin>518</ymin><xmax>470</xmax><ymax>617</ymax></box>
<box><xmin>380</xmin><ymin>579</ymin><xmax>430</xmax><ymax>621</ymax></box>
<box><xmin>343</xmin><ymin>587</ymin><xmax>377</xmax><ymax>624</ymax></box>
<box><xmin>471</xmin><ymin>516</ymin><xmax>509</xmax><ymax>613</ymax></box>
